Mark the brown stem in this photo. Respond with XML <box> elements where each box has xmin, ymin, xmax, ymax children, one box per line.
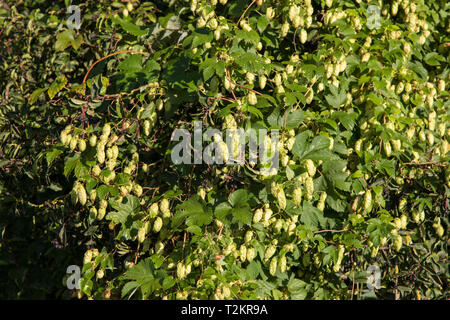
<box><xmin>402</xmin><ymin>161</ymin><xmax>446</xmax><ymax>167</ymax></box>
<box><xmin>313</xmin><ymin>228</ymin><xmax>348</xmax><ymax>234</ymax></box>
<box><xmin>82</xmin><ymin>50</ymin><xmax>149</xmax><ymax>84</ymax></box>
<box><xmin>236</xmin><ymin>0</ymin><xmax>256</xmax><ymax>27</ymax></box>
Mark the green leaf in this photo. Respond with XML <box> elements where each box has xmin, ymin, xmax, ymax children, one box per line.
<box><xmin>287</xmin><ymin>277</ymin><xmax>307</xmax><ymax>292</ymax></box>
<box><xmin>230</xmin><ymin>48</ymin><xmax>267</xmax><ymax>74</ymax></box>
<box><xmin>108</xmin><ymin>195</ymin><xmax>141</xmax><ymax>224</ymax></box>
<box><xmin>55</xmin><ymin>29</ymin><xmax>75</xmax><ymax>51</ymax></box>
<box><xmin>228</xmin><ymin>189</ymin><xmax>250</xmax><ymax>208</ymax></box>
<box><xmin>375</xmin><ymin>159</ymin><xmax>395</xmax><ymax>177</ymax></box>
<box><xmin>285</xmin><ymin>110</ymin><xmax>304</xmax><ymax>129</ymax></box>
<box><xmin>192</xmin><ymin>30</ymin><xmax>213</xmax><ymax>48</ymax></box>
<box><xmin>235</xmin><ymin>29</ymin><xmax>260</xmax><ymax>45</ymax></box>
<box><xmin>294</xmin><ymin>135</ymin><xmax>331</xmax><ymax>161</ymax></box>
<box><xmin>46</xmin><ymin>148</ymin><xmax>63</xmax><ymax>166</ymax></box>
<box><xmin>150</xmin><ymin>254</ymin><xmax>164</xmax><ymax>269</ymax></box>
<box><xmin>28</xmin><ymin>88</ymin><xmax>47</xmax><ymax>105</ymax></box>
<box><xmin>118</xmin><ymin>55</ymin><xmax>143</xmax><ymax>73</ymax></box>
<box><xmin>292</xmin><ymin>130</ymin><xmax>311</xmax><ymax>159</ymax></box>
<box><xmin>257</xmin><ymin>15</ymin><xmax>270</xmax><ymax>33</ymax></box>
<box><xmin>64</xmin><ymin>154</ymin><xmax>80</xmax><ymax>178</ymax></box>
<box><xmin>48</xmin><ymin>76</ymin><xmax>68</xmax><ymax>99</ymax></box>
<box><xmin>187</xmin><ymin>225</ymin><xmax>202</xmax><ymax>235</ymax></box>
<box><xmin>424</xmin><ymin>52</ymin><xmax>445</xmax><ymax>66</ymax></box>
<box><xmin>121</xmin><ymin>258</ymin><xmax>159</xmax><ymax>299</ymax></box>
<box><xmin>174</xmin><ymin>195</ymin><xmax>212</xmax><ymax>227</ymax></box>
<box><xmin>79</xmin><ymin>278</ymin><xmax>93</xmax><ymax>296</ymax></box>
<box><xmin>287</xmin><ymin>277</ymin><xmax>308</xmax><ymax>299</ymax></box>
<box><xmin>232</xmin><ymin>207</ymin><xmax>252</xmax><ymax>225</ymax></box>
<box><xmin>74</xmin><ymin>161</ymin><xmax>89</xmax><ymax>179</ymax></box>
<box><xmin>322</xmin><ymin>160</ymin><xmax>350</xmax><ymax>191</ymax></box>
<box><xmin>144</xmin><ymin>59</ymin><xmax>161</xmax><ymax>72</ymax></box>
<box><xmin>71</xmin><ymin>35</ymin><xmax>83</xmax><ymax>50</ymax></box>
<box><xmin>214</xmin><ymin>202</ymin><xmax>232</xmax><ymax>221</ymax></box>
<box><xmin>245</xmin><ymin>261</ymin><xmax>263</xmax><ymax>281</ymax></box>
<box><xmin>300</xmin><ymin>202</ymin><xmax>325</xmax><ymax>230</ymax></box>
<box><xmin>334</xmin><ymin>111</ymin><xmax>357</xmax><ymax>131</ymax></box>
<box><xmin>366</xmin><ymin>93</ymin><xmax>383</xmax><ymax>106</ymax></box>
<box><xmin>162</xmin><ymin>276</ymin><xmax>176</xmax><ymax>290</ymax></box>
<box><xmin>409</xmin><ymin>61</ymin><xmax>428</xmax><ymax>80</ymax></box>
<box><xmin>286</xmin><ymin>165</ymin><xmax>295</xmax><ymax>180</ymax></box>
<box><xmin>247</xmin><ymin>106</ymin><xmax>264</xmax><ymax>119</ymax></box>
<box><xmin>306</xmin><ymin>149</ymin><xmax>336</xmax><ymax>161</ymax></box>
<box><xmin>119</xmin><ymin>20</ymin><xmax>147</xmax><ymax>37</ymax></box>
<box><xmin>267</xmin><ymin>107</ymin><xmax>283</xmax><ymax>127</ymax></box>
<box><xmin>85</xmin><ymin>177</ymin><xmax>97</xmax><ymax>193</ymax></box>
<box><xmin>325</xmin><ymin>88</ymin><xmax>347</xmax><ymax>108</ymax></box>
<box><xmin>97</xmin><ymin>185</ymin><xmax>110</xmax><ymax>200</ymax></box>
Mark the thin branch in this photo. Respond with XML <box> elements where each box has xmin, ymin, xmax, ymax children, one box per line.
<box><xmin>402</xmin><ymin>161</ymin><xmax>446</xmax><ymax>167</ymax></box>
<box><xmin>236</xmin><ymin>0</ymin><xmax>256</xmax><ymax>27</ymax></box>
<box><xmin>225</xmin><ymin>68</ymin><xmax>237</xmax><ymax>101</ymax></box>
<box><xmin>313</xmin><ymin>228</ymin><xmax>348</xmax><ymax>234</ymax></box>
<box><xmin>208</xmin><ymin>96</ymin><xmax>236</xmax><ymax>103</ymax></box>
<box><xmin>82</xmin><ymin>50</ymin><xmax>149</xmax><ymax>84</ymax></box>
<box><xmin>233</xmin><ymin>82</ymin><xmax>263</xmax><ymax>95</ymax></box>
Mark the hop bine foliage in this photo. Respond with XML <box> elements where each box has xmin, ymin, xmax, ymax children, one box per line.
<box><xmin>0</xmin><ymin>0</ymin><xmax>448</xmax><ymax>300</ymax></box>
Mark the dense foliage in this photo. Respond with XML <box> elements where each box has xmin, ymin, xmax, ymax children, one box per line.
<box><xmin>0</xmin><ymin>0</ymin><xmax>448</xmax><ymax>300</ymax></box>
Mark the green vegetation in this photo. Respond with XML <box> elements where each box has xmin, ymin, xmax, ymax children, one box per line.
<box><xmin>0</xmin><ymin>0</ymin><xmax>448</xmax><ymax>300</ymax></box>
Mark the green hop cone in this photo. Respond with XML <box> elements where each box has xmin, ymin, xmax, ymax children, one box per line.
<box><xmin>244</xmin><ymin>230</ymin><xmax>253</xmax><ymax>243</ymax></box>
<box><xmin>264</xmin><ymin>245</ymin><xmax>276</xmax><ymax>262</ymax></box>
<box><xmin>78</xmin><ymin>139</ymin><xmax>86</xmax><ymax>152</ymax></box>
<box><xmin>259</xmin><ymin>75</ymin><xmax>267</xmax><ymax>89</ymax></box>
<box><xmin>97</xmin><ymin>207</ymin><xmax>106</xmax><ymax>220</ymax></box>
<box><xmin>69</xmin><ymin>136</ymin><xmax>78</xmax><ymax>150</ymax></box>
<box><xmin>177</xmin><ymin>262</ymin><xmax>185</xmax><ymax>279</ymax></box>
<box><xmin>137</xmin><ymin>225</ymin><xmax>146</xmax><ymax>243</ymax></box>
<box><xmin>153</xmin><ymin>217</ymin><xmax>163</xmax><ymax>233</ymax></box>
<box><xmin>305</xmin><ymin>177</ymin><xmax>314</xmax><ymax>200</ymax></box>
<box><xmin>269</xmin><ymin>257</ymin><xmax>278</xmax><ymax>276</ymax></box>
<box><xmin>89</xmin><ymin>135</ymin><xmax>97</xmax><ymax>147</ymax></box>
<box><xmin>394</xmin><ymin>235</ymin><xmax>403</xmax><ymax>251</ymax></box>
<box><xmin>160</xmin><ymin>198</ymin><xmax>171</xmax><ymax>218</ymax></box>
<box><xmin>277</xmin><ymin>188</ymin><xmax>287</xmax><ymax>210</ymax></box>
<box><xmin>293</xmin><ymin>187</ymin><xmax>302</xmax><ymax>207</ymax></box>
<box><xmin>239</xmin><ymin>245</ymin><xmax>247</xmax><ymax>262</ymax></box>
<box><xmin>363</xmin><ymin>190</ymin><xmax>372</xmax><ymax>212</ymax></box>
<box><xmin>279</xmin><ymin>255</ymin><xmax>287</xmax><ymax>273</ymax></box>
<box><xmin>76</xmin><ymin>183</ymin><xmax>87</xmax><ymax>206</ymax></box>
<box><xmin>83</xmin><ymin>250</ymin><xmax>92</xmax><ymax>265</ymax></box>
<box><xmin>253</xmin><ymin>208</ymin><xmax>263</xmax><ymax>223</ymax></box>
<box><xmin>299</xmin><ymin>28</ymin><xmax>307</xmax><ymax>44</ymax></box>
<box><xmin>246</xmin><ymin>247</ymin><xmax>256</xmax><ymax>262</ymax></box>
<box><xmin>248</xmin><ymin>91</ymin><xmax>257</xmax><ymax>105</ymax></box>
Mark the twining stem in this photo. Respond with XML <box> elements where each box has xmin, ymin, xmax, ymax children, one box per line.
<box><xmin>313</xmin><ymin>228</ymin><xmax>348</xmax><ymax>234</ymax></box>
<box><xmin>236</xmin><ymin>0</ymin><xmax>256</xmax><ymax>27</ymax></box>
<box><xmin>82</xmin><ymin>50</ymin><xmax>148</xmax><ymax>84</ymax></box>
<box><xmin>402</xmin><ymin>161</ymin><xmax>446</xmax><ymax>167</ymax></box>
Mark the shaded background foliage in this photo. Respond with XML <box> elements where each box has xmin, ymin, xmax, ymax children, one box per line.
<box><xmin>0</xmin><ymin>0</ymin><xmax>448</xmax><ymax>299</ymax></box>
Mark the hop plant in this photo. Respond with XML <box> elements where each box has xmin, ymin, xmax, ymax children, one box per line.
<box><xmin>160</xmin><ymin>199</ymin><xmax>171</xmax><ymax>218</ymax></box>
<box><xmin>264</xmin><ymin>245</ymin><xmax>276</xmax><ymax>262</ymax></box>
<box><xmin>153</xmin><ymin>217</ymin><xmax>163</xmax><ymax>233</ymax></box>
<box><xmin>293</xmin><ymin>187</ymin><xmax>302</xmax><ymax>207</ymax></box>
<box><xmin>363</xmin><ymin>190</ymin><xmax>372</xmax><ymax>212</ymax></box>
<box><xmin>305</xmin><ymin>177</ymin><xmax>314</xmax><ymax>200</ymax></box>
<box><xmin>269</xmin><ymin>257</ymin><xmax>278</xmax><ymax>276</ymax></box>
<box><xmin>253</xmin><ymin>208</ymin><xmax>263</xmax><ymax>223</ymax></box>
